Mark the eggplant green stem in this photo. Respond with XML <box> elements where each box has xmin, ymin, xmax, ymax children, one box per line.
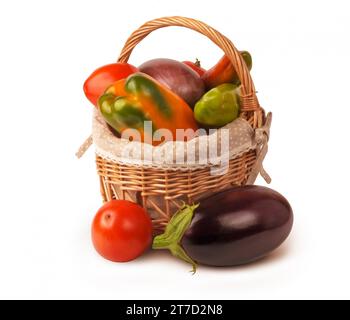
<box><xmin>152</xmin><ymin>204</ymin><xmax>199</xmax><ymax>274</ymax></box>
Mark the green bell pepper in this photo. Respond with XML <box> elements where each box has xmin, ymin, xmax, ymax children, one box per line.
<box><xmin>194</xmin><ymin>83</ymin><xmax>240</xmax><ymax>127</ymax></box>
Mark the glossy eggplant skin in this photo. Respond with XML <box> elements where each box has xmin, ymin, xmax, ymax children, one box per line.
<box><xmin>181</xmin><ymin>186</ymin><xmax>293</xmax><ymax>267</ymax></box>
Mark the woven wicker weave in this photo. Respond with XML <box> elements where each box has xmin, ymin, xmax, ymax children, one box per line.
<box><xmin>93</xmin><ymin>16</ymin><xmax>268</xmax><ymax>234</ymax></box>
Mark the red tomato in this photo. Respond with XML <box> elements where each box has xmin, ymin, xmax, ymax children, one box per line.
<box><xmin>83</xmin><ymin>63</ymin><xmax>138</xmax><ymax>106</ymax></box>
<box><xmin>183</xmin><ymin>59</ymin><xmax>206</xmax><ymax>76</ymax></box>
<box><xmin>91</xmin><ymin>200</ymin><xmax>152</xmax><ymax>262</ymax></box>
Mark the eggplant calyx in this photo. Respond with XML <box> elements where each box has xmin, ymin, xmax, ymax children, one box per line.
<box><xmin>152</xmin><ymin>204</ymin><xmax>199</xmax><ymax>274</ymax></box>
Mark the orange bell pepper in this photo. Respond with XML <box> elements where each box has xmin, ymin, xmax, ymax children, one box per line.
<box><xmin>98</xmin><ymin>73</ymin><xmax>198</xmax><ymax>145</ymax></box>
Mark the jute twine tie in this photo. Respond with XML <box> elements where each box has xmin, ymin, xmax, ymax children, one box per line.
<box><xmin>247</xmin><ymin>112</ymin><xmax>272</xmax><ymax>184</ymax></box>
<box><xmin>76</xmin><ymin>136</ymin><xmax>92</xmax><ymax>159</ymax></box>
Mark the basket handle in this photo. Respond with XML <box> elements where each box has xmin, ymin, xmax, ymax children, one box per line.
<box><xmin>118</xmin><ymin>16</ymin><xmax>260</xmax><ymax>112</ymax></box>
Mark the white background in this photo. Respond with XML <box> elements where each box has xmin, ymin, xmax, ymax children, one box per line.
<box><xmin>0</xmin><ymin>0</ymin><xmax>349</xmax><ymax>300</ymax></box>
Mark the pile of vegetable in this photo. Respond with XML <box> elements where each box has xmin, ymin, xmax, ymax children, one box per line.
<box><xmin>84</xmin><ymin>52</ymin><xmax>252</xmax><ymax>144</ymax></box>
<box><xmin>84</xmin><ymin>53</ymin><xmax>294</xmax><ymax>272</ymax></box>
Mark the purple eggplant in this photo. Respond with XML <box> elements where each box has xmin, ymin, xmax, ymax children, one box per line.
<box><xmin>153</xmin><ymin>186</ymin><xmax>293</xmax><ymax>272</ymax></box>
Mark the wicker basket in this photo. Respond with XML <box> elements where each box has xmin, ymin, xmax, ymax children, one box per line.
<box><xmin>78</xmin><ymin>16</ymin><xmax>272</xmax><ymax>234</ymax></box>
